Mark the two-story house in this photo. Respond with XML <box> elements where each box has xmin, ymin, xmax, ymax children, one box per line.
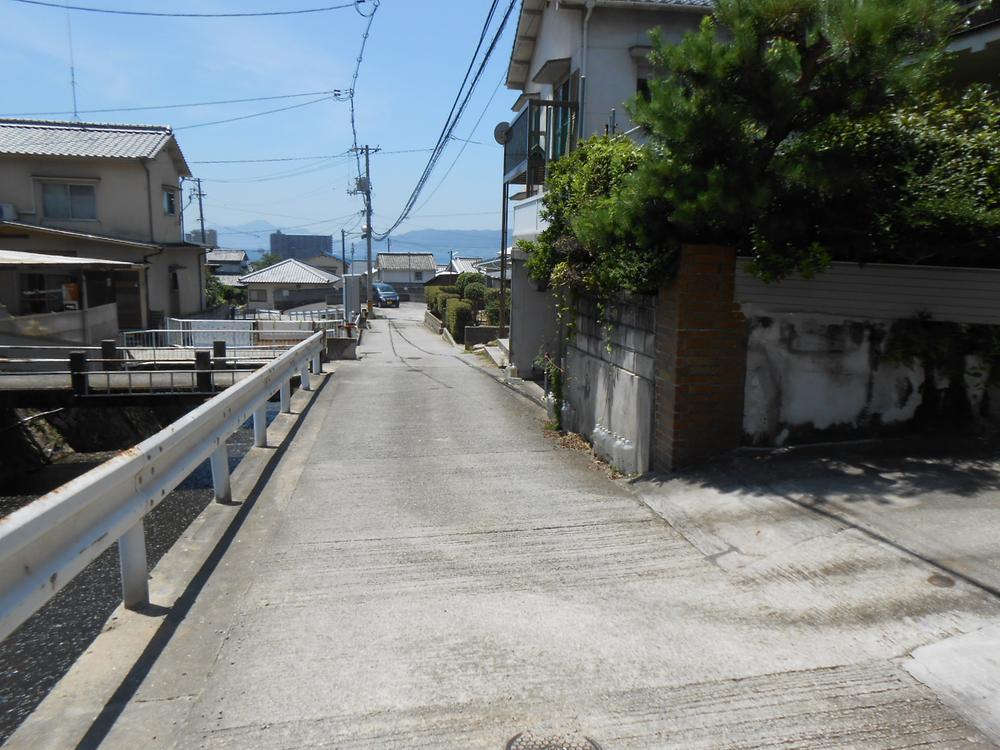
<box><xmin>0</xmin><ymin>118</ymin><xmax>205</xmax><ymax>330</ymax></box>
<box><xmin>501</xmin><ymin>0</ymin><xmax>712</xmax><ymax>377</ymax></box>
<box><xmin>205</xmin><ymin>248</ymin><xmax>250</xmax><ymax>288</ymax></box>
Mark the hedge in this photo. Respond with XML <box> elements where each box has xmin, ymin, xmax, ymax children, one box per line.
<box><xmin>463</xmin><ymin>282</ymin><xmax>488</xmax><ymax>310</ymax></box>
<box><xmin>436</xmin><ymin>292</ymin><xmax>459</xmax><ymax>320</ymax></box>
<box><xmin>445</xmin><ymin>297</ymin><xmax>475</xmax><ymax>344</ymax></box>
<box><xmin>425</xmin><ymin>286</ymin><xmax>443</xmax><ymax>312</ymax></box>
<box><xmin>455</xmin><ymin>272</ymin><xmax>486</xmax><ymax>296</ymax></box>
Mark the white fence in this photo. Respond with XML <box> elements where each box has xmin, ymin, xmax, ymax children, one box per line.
<box><xmin>0</xmin><ymin>331</ymin><xmax>325</xmax><ymax>642</ymax></box>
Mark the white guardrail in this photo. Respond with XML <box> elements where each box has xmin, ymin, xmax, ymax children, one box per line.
<box><xmin>0</xmin><ymin>331</ymin><xmax>325</xmax><ymax>642</ymax></box>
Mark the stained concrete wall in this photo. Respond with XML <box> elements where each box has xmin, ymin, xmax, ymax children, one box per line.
<box><xmin>743</xmin><ymin>312</ymin><xmax>1000</xmax><ymax>445</ymax></box>
<box><xmin>0</xmin><ymin>301</ymin><xmax>118</xmax><ymax>345</ymax></box>
<box><xmin>562</xmin><ymin>293</ymin><xmax>656</xmax><ymax>475</ymax></box>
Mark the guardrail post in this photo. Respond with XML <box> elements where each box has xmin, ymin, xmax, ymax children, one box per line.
<box><xmin>299</xmin><ymin>360</ymin><xmax>311</xmax><ymax>391</ymax></box>
<box><xmin>69</xmin><ymin>351</ymin><xmax>88</xmax><ymax>395</ymax></box>
<box><xmin>212</xmin><ymin>340</ymin><xmax>227</xmax><ymax>370</ymax></box>
<box><xmin>253</xmin><ymin>404</ymin><xmax>268</xmax><ymax>447</ymax></box>
<box><xmin>210</xmin><ymin>441</ymin><xmax>232</xmax><ymax>503</ymax></box>
<box><xmin>119</xmin><ymin>521</ymin><xmax>149</xmax><ymax>609</ymax></box>
<box><xmin>311</xmin><ymin>354</ymin><xmax>321</xmax><ymax>374</ymax></box>
<box><xmin>279</xmin><ymin>378</ymin><xmax>291</xmax><ymax>413</ymax></box>
<box><xmin>195</xmin><ymin>350</ymin><xmax>212</xmax><ymax>392</ymax></box>
<box><xmin>101</xmin><ymin>339</ymin><xmax>119</xmax><ymax>372</ymax></box>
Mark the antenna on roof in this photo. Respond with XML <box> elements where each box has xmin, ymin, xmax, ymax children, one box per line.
<box><xmin>64</xmin><ymin>2</ymin><xmax>79</xmax><ymax>119</ymax></box>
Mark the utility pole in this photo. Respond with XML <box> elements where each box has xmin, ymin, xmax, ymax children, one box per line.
<box><xmin>192</xmin><ymin>177</ymin><xmax>207</xmax><ymax>244</ymax></box>
<box><xmin>363</xmin><ymin>145</ymin><xmax>374</xmax><ymax>306</ymax></box>
<box><xmin>341</xmin><ymin>228</ymin><xmax>347</xmax><ymax>277</ymax></box>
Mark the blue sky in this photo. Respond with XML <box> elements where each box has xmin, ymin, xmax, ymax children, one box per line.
<box><xmin>0</xmin><ymin>0</ymin><xmax>518</xmax><ymax>244</ymax></box>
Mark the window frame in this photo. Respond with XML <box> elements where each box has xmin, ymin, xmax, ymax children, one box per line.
<box><xmin>39</xmin><ymin>179</ymin><xmax>99</xmax><ymax>221</ymax></box>
<box><xmin>162</xmin><ymin>188</ymin><xmax>178</xmax><ymax>216</ymax></box>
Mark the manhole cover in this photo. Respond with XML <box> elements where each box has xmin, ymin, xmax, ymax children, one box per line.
<box><xmin>928</xmin><ymin>573</ymin><xmax>955</xmax><ymax>588</ymax></box>
<box><xmin>506</xmin><ymin>730</ymin><xmax>602</xmax><ymax>750</ymax></box>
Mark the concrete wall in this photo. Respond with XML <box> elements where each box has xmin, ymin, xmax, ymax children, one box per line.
<box><xmin>0</xmin><ymin>301</ymin><xmax>117</xmax><ymax>345</ymax></box>
<box><xmin>738</xmin><ymin>262</ymin><xmax>1000</xmax><ymax>445</ymax></box>
<box><xmin>509</xmin><ymin>254</ymin><xmax>560</xmax><ymax>378</ymax></box>
<box><xmin>0</xmin><ymin>150</ymin><xmax>185</xmax><ymax>245</ymax></box>
<box><xmin>743</xmin><ymin>313</ymin><xmax>1000</xmax><ymax>446</ymax></box>
<box><xmin>245</xmin><ymin>284</ymin><xmax>335</xmax><ymax>312</ymax></box>
<box><xmin>562</xmin><ymin>293</ymin><xmax>656</xmax><ymax>475</ymax></box>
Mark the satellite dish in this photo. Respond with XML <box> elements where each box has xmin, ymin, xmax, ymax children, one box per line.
<box><xmin>493</xmin><ymin>121</ymin><xmax>511</xmax><ymax>146</ymax></box>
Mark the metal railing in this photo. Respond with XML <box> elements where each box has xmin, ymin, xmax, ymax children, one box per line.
<box><xmin>503</xmin><ymin>99</ymin><xmax>578</xmax><ymax>195</ymax></box>
<box><xmin>0</xmin><ymin>331</ymin><xmax>325</xmax><ymax>641</ymax></box>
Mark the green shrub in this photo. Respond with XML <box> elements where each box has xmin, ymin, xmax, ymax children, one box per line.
<box><xmin>436</xmin><ymin>292</ymin><xmax>459</xmax><ymax>319</ymax></box>
<box><xmin>438</xmin><ymin>284</ymin><xmax>459</xmax><ymax>296</ymax></box>
<box><xmin>425</xmin><ymin>286</ymin><xmax>442</xmax><ymax>313</ymax></box>
<box><xmin>455</xmin><ymin>272</ymin><xmax>486</xmax><ymax>296</ymax></box>
<box><xmin>485</xmin><ymin>292</ymin><xmax>509</xmax><ymax>327</ymax></box>
<box><xmin>445</xmin><ymin>298</ymin><xmax>475</xmax><ymax>344</ymax></box>
<box><xmin>463</xmin><ymin>282</ymin><xmax>488</xmax><ymax>310</ymax></box>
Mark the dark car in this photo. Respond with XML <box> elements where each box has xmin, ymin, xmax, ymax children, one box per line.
<box><xmin>373</xmin><ymin>282</ymin><xmax>399</xmax><ymax>308</ymax></box>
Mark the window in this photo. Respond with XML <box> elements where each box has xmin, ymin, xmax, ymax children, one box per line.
<box><xmin>249</xmin><ymin>289</ymin><xmax>267</xmax><ymax>302</ymax></box>
<box><xmin>163</xmin><ymin>189</ymin><xmax>177</xmax><ymax>215</ymax></box>
<box><xmin>42</xmin><ymin>183</ymin><xmax>96</xmax><ymax>220</ymax></box>
<box><xmin>414</xmin><ymin>271</ymin><xmax>423</xmax><ymax>281</ymax></box>
<box><xmin>637</xmin><ymin>78</ymin><xmax>651</xmax><ymax>102</ymax></box>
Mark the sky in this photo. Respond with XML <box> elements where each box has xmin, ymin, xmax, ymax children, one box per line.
<box><xmin>0</xmin><ymin>0</ymin><xmax>519</xmax><ymax>247</ymax></box>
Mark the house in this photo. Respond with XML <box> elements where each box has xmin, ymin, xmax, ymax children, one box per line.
<box><xmin>0</xmin><ymin>118</ymin><xmax>205</xmax><ymax>330</ymax></box>
<box><xmin>205</xmin><ymin>248</ymin><xmax>250</xmax><ymax>287</ymax></box>
<box><xmin>446</xmin><ymin>256</ymin><xmax>486</xmax><ymax>275</ymax></box>
<box><xmin>502</xmin><ymin>0</ymin><xmax>712</xmax><ymax>377</ymax></box>
<box><xmin>376</xmin><ymin>252</ymin><xmax>437</xmax><ymax>299</ymax></box>
<box><xmin>239</xmin><ymin>258</ymin><xmax>340</xmax><ymax>312</ymax></box>
<box><xmin>948</xmin><ymin>2</ymin><xmax>1000</xmax><ymax>84</ymax></box>
<box><xmin>301</xmin><ymin>253</ymin><xmax>349</xmax><ymax>276</ymax></box>
<box><xmin>0</xmin><ymin>248</ymin><xmax>137</xmax><ymax>344</ymax></box>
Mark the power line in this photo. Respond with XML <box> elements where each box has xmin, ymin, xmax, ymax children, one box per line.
<box><xmin>191</xmin><ymin>153</ymin><xmax>349</xmax><ymax>165</ymax></box>
<box><xmin>174</xmin><ymin>95</ymin><xmax>337</xmax><ymax>130</ymax></box>
<box><xmin>10</xmin><ymin>0</ymin><xmax>364</xmax><ymax>18</ymax></box>
<box><xmin>372</xmin><ymin>0</ymin><xmax>517</xmax><ymax>240</ymax></box>
<box><xmin>0</xmin><ymin>90</ymin><xmax>347</xmax><ymax>118</ymax></box>
<box><xmin>414</xmin><ymin>75</ymin><xmax>505</xmax><ymax>214</ymax></box>
<box><xmin>348</xmin><ymin>0</ymin><xmax>380</xmax><ymax>176</ymax></box>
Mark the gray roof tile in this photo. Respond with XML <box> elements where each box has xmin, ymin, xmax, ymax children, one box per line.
<box><xmin>239</xmin><ymin>259</ymin><xmax>340</xmax><ymax>285</ymax></box>
<box><xmin>0</xmin><ymin>118</ymin><xmax>190</xmax><ymax>174</ymax></box>
<box><xmin>376</xmin><ymin>252</ymin><xmax>437</xmax><ymax>272</ymax></box>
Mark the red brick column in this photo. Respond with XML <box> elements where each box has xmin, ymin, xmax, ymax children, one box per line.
<box><xmin>652</xmin><ymin>244</ymin><xmax>746</xmax><ymax>471</ymax></box>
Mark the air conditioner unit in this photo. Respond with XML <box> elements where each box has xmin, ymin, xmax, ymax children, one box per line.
<box><xmin>0</xmin><ymin>204</ymin><xmax>16</xmax><ymax>221</ymax></box>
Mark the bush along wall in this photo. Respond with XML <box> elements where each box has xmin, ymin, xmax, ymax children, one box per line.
<box><xmin>446</xmin><ymin>298</ymin><xmax>475</xmax><ymax>344</ymax></box>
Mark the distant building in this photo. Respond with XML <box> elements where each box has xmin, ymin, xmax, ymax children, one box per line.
<box><xmin>376</xmin><ymin>252</ymin><xmax>437</xmax><ymax>301</ymax></box>
<box><xmin>186</xmin><ymin>228</ymin><xmax>218</xmax><ymax>246</ymax></box>
<box><xmin>270</xmin><ymin>231</ymin><xmax>333</xmax><ymax>261</ymax></box>
<box><xmin>205</xmin><ymin>248</ymin><xmax>249</xmax><ymax>287</ymax></box>
<box><xmin>301</xmin><ymin>254</ymin><xmax>348</xmax><ymax>276</ymax></box>
<box><xmin>239</xmin><ymin>259</ymin><xmax>341</xmax><ymax>312</ymax></box>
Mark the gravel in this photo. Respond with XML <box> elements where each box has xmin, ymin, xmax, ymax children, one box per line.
<box><xmin>0</xmin><ymin>404</ymin><xmax>278</xmax><ymax>745</ymax></box>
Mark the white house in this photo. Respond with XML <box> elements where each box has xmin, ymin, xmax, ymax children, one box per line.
<box><xmin>239</xmin><ymin>259</ymin><xmax>340</xmax><ymax>312</ymax></box>
<box><xmin>502</xmin><ymin>0</ymin><xmax>712</xmax><ymax>376</ymax></box>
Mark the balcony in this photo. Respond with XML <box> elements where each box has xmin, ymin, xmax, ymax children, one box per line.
<box><xmin>503</xmin><ymin>99</ymin><xmax>578</xmax><ymax>198</ymax></box>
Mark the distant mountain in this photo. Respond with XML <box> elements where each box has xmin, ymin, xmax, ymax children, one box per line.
<box><xmin>369</xmin><ymin>228</ymin><xmax>510</xmax><ymax>266</ymax></box>
<box><xmin>210</xmin><ymin>223</ymin><xmax>509</xmax><ymax>266</ymax></box>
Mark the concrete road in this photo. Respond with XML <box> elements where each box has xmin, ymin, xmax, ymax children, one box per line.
<box><xmin>23</xmin><ymin>302</ymin><xmax>1000</xmax><ymax>749</ymax></box>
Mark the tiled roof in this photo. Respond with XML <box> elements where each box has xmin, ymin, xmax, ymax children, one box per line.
<box><xmin>0</xmin><ymin>249</ymin><xmax>136</xmax><ymax>268</ymax></box>
<box><xmin>206</xmin><ymin>249</ymin><xmax>248</xmax><ymax>263</ymax></box>
<box><xmin>0</xmin><ymin>118</ymin><xmax>191</xmax><ymax>175</ymax></box>
<box><xmin>239</xmin><ymin>259</ymin><xmax>340</xmax><ymax>286</ymax></box>
<box><xmin>450</xmin><ymin>257</ymin><xmax>486</xmax><ymax>275</ymax></box>
<box><xmin>376</xmin><ymin>252</ymin><xmax>437</xmax><ymax>272</ymax></box>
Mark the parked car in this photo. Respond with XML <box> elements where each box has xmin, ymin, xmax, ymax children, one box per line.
<box><xmin>373</xmin><ymin>282</ymin><xmax>399</xmax><ymax>308</ymax></box>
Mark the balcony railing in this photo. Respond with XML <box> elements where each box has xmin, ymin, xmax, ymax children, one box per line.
<box><xmin>503</xmin><ymin>99</ymin><xmax>578</xmax><ymax>196</ymax></box>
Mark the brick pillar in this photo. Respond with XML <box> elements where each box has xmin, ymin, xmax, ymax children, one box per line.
<box><xmin>652</xmin><ymin>244</ymin><xmax>746</xmax><ymax>471</ymax></box>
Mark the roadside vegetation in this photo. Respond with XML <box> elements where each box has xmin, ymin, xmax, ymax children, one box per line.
<box><xmin>426</xmin><ymin>271</ymin><xmax>509</xmax><ymax>342</ymax></box>
<box><xmin>521</xmin><ymin>0</ymin><xmax>1000</xmax><ymax>299</ymax></box>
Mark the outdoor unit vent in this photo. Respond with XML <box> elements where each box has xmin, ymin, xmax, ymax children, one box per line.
<box><xmin>0</xmin><ymin>204</ymin><xmax>16</xmax><ymax>221</ymax></box>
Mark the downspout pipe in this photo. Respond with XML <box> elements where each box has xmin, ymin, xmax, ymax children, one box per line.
<box><xmin>141</xmin><ymin>158</ymin><xmax>162</xmax><ymax>328</ymax></box>
<box><xmin>578</xmin><ymin>0</ymin><xmax>596</xmax><ymax>141</ymax></box>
